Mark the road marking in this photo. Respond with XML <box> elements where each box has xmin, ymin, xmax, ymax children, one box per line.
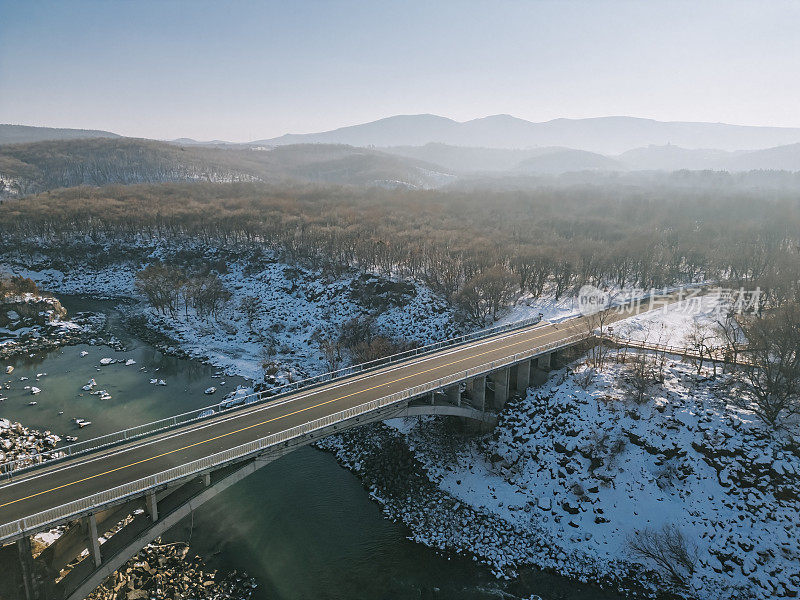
<box><xmin>1</xmin><ymin>286</ymin><xmax>689</xmax><ymax>513</ymax></box>
<box><xmin>0</xmin><ymin>322</ymin><xmax>576</xmax><ymax>511</ymax></box>
<box><xmin>3</xmin><ymin>289</ymin><xmax>684</xmax><ymax>513</ymax></box>
<box><xmin>0</xmin><ymin>322</ymin><xmax>557</xmax><ymax>492</ymax></box>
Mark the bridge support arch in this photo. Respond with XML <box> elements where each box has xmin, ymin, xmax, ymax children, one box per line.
<box><xmin>10</xmin><ymin>396</ymin><xmax>498</xmax><ymax>600</ymax></box>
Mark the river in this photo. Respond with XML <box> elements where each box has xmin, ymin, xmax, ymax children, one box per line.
<box><xmin>1</xmin><ymin>296</ymin><xmax>622</xmax><ymax>600</ymax></box>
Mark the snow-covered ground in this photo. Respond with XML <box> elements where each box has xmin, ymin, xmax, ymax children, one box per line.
<box><xmin>498</xmin><ymin>283</ymin><xmax>717</xmax><ymax>330</ymax></box>
<box><xmin>496</xmin><ymin>293</ymin><xmax>582</xmax><ymax>325</ymax></box>
<box><xmin>143</xmin><ymin>262</ymin><xmax>457</xmax><ymax>380</ymax></box>
<box><xmin>4</xmin><ymin>265</ymin><xmax>140</xmax><ymax>298</ymax></box>
<box><xmin>611</xmin><ymin>290</ymin><xmax>740</xmax><ymax>347</ymax></box>
<box><xmin>332</xmin><ymin>357</ymin><xmax>799</xmax><ymax>600</ymax></box>
<box><xmin>320</xmin><ymin>292</ymin><xmax>797</xmax><ymax>599</ymax></box>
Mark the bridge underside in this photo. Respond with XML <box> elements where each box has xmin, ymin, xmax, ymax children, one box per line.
<box><xmin>2</xmin><ymin>353</ymin><xmax>559</xmax><ymax>600</ymax></box>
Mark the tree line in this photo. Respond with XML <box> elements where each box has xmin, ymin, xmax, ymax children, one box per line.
<box><xmin>1</xmin><ymin>180</ymin><xmax>799</xmax><ymax>320</ymax></box>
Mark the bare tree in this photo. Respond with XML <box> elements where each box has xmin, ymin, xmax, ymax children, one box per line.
<box><xmin>238</xmin><ymin>295</ymin><xmax>260</xmax><ymax>332</ymax></box>
<box><xmin>715</xmin><ymin>312</ymin><xmax>745</xmax><ymax>372</ymax></box>
<box><xmin>584</xmin><ymin>303</ymin><xmax>615</xmax><ymax>370</ymax></box>
<box><xmin>456</xmin><ymin>265</ymin><xmax>516</xmax><ymax>324</ymax></box>
<box><xmin>738</xmin><ymin>303</ymin><xmax>800</xmax><ymax>427</ymax></box>
<box><xmin>627</xmin><ymin>351</ymin><xmax>656</xmax><ymax>403</ymax></box>
<box><xmin>683</xmin><ymin>321</ymin><xmax>718</xmax><ymax>376</ymax></box>
<box><xmin>312</xmin><ymin>329</ymin><xmax>342</xmax><ymax>372</ymax></box>
<box><xmin>135</xmin><ymin>263</ymin><xmax>185</xmax><ymax>315</ymax></box>
<box><xmin>628</xmin><ymin>524</ymin><xmax>698</xmax><ymax>590</ymax></box>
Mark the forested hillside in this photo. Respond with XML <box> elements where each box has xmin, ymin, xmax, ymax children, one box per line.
<box><xmin>2</xmin><ymin>181</ymin><xmax>798</xmax><ymax>322</ymax></box>
<box><xmin>0</xmin><ymin>124</ymin><xmax>120</xmax><ymax>145</ymax></box>
<box><xmin>0</xmin><ymin>139</ymin><xmax>453</xmax><ymax>199</ymax></box>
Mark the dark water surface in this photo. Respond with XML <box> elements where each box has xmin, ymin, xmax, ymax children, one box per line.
<box><xmin>2</xmin><ymin>296</ymin><xmax>622</xmax><ymax>600</ymax></box>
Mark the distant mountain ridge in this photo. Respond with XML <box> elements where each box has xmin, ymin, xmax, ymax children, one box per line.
<box><xmin>383</xmin><ymin>141</ymin><xmax>800</xmax><ymax>174</ymax></box>
<box><xmin>0</xmin><ymin>138</ymin><xmax>454</xmax><ymax>199</ymax></box>
<box><xmin>253</xmin><ymin>114</ymin><xmax>800</xmax><ymax>154</ymax></box>
<box><xmin>616</xmin><ymin>143</ymin><xmax>800</xmax><ymax>173</ymax></box>
<box><xmin>0</xmin><ymin>124</ymin><xmax>120</xmax><ymax>145</ymax></box>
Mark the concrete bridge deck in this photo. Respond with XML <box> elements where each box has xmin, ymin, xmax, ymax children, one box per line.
<box><xmin>0</xmin><ymin>315</ymin><xmax>593</xmax><ymax>539</ymax></box>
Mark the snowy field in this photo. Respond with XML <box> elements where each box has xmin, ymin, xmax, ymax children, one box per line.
<box><xmin>496</xmin><ymin>292</ymin><xmax>582</xmax><ymax>326</ymax></box>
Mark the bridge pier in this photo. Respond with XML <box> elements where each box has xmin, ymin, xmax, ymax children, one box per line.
<box><xmin>16</xmin><ymin>535</ymin><xmax>38</xmax><ymax>600</ymax></box>
<box><xmin>492</xmin><ymin>367</ymin><xmax>510</xmax><ymax>409</ymax></box>
<box><xmin>470</xmin><ymin>375</ymin><xmax>486</xmax><ymax>411</ymax></box>
<box><xmin>445</xmin><ymin>384</ymin><xmax>460</xmax><ymax>405</ymax></box>
<box><xmin>538</xmin><ymin>352</ymin><xmax>552</xmax><ymax>371</ymax></box>
<box><xmin>146</xmin><ymin>490</ymin><xmax>158</xmax><ymax>522</ymax></box>
<box><xmin>85</xmin><ymin>514</ymin><xmax>102</xmax><ymax>568</ymax></box>
<box><xmin>515</xmin><ymin>358</ymin><xmax>531</xmax><ymax>392</ymax></box>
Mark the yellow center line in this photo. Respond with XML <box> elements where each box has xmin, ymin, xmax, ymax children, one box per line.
<box><xmin>0</xmin><ymin>322</ymin><xmax>584</xmax><ymax>511</ymax></box>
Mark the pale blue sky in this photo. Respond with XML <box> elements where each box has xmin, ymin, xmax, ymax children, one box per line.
<box><xmin>1</xmin><ymin>0</ymin><xmax>798</xmax><ymax>141</ymax></box>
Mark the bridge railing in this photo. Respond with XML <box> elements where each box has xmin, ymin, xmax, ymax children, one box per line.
<box><xmin>0</xmin><ymin>332</ymin><xmax>588</xmax><ymax>542</ymax></box>
<box><xmin>2</xmin><ymin>284</ymin><xmax>703</xmax><ymax>478</ymax></box>
<box><xmin>603</xmin><ymin>334</ymin><xmax>751</xmax><ymax>366</ymax></box>
<box><xmin>0</xmin><ymin>311</ymin><xmax>555</xmax><ymax>479</ymax></box>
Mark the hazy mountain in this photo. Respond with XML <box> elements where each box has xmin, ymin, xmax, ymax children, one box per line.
<box><xmin>383</xmin><ymin>143</ymin><xmax>579</xmax><ymax>173</ymax></box>
<box><xmin>721</xmin><ymin>143</ymin><xmax>800</xmax><ymax>172</ymax></box>
<box><xmin>617</xmin><ymin>143</ymin><xmax>800</xmax><ymax>172</ymax></box>
<box><xmin>0</xmin><ymin>124</ymin><xmax>120</xmax><ymax>145</ymax></box>
<box><xmin>617</xmin><ymin>144</ymin><xmax>731</xmax><ymax>171</ymax></box>
<box><xmin>513</xmin><ymin>149</ymin><xmax>623</xmax><ymax>174</ymax></box>
<box><xmin>257</xmin><ymin>114</ymin><xmax>458</xmax><ymax>148</ymax></box>
<box><xmin>253</xmin><ymin>114</ymin><xmax>800</xmax><ymax>154</ymax></box>
<box><xmin>0</xmin><ymin>139</ymin><xmax>454</xmax><ymax>199</ymax></box>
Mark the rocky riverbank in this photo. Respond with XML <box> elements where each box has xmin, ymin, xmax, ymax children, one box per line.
<box><xmin>0</xmin><ymin>417</ymin><xmax>61</xmax><ymax>466</ymax></box>
<box><xmin>316</xmin><ymin>422</ymin><xmax>639</xmax><ymax>598</ymax></box>
<box><xmin>86</xmin><ymin>540</ymin><xmax>257</xmax><ymax>600</ymax></box>
<box><xmin>0</xmin><ymin>293</ymin><xmax>121</xmax><ymax>360</ymax></box>
<box><xmin>317</xmin><ymin>357</ymin><xmax>800</xmax><ymax>600</ymax></box>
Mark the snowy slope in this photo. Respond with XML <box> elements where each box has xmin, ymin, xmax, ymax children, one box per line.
<box><xmin>2</xmin><ymin>255</ymin><xmax>457</xmax><ymax>380</ymax></box>
<box><xmin>333</xmin><ymin>360</ymin><xmax>799</xmax><ymax>599</ymax></box>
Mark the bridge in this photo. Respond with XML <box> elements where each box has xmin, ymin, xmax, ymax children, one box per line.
<box><xmin>0</xmin><ymin>292</ymin><xmax>686</xmax><ymax>600</ymax></box>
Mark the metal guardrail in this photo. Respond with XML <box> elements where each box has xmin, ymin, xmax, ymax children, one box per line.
<box><xmin>1</xmin><ymin>283</ymin><xmax>706</xmax><ymax>479</ymax></box>
<box><xmin>0</xmin><ymin>332</ymin><xmax>587</xmax><ymax>542</ymax></box>
<box><xmin>605</xmin><ymin>335</ymin><xmax>751</xmax><ymax>365</ymax></box>
<box><xmin>1</xmin><ymin>312</ymin><xmax>551</xmax><ymax>479</ymax></box>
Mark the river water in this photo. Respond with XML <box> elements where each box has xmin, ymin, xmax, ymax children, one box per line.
<box><xmin>1</xmin><ymin>296</ymin><xmax>622</xmax><ymax>600</ymax></box>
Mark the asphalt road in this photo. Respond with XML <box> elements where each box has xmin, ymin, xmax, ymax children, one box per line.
<box><xmin>0</xmin><ymin>296</ymin><xmax>679</xmax><ymax>531</ymax></box>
